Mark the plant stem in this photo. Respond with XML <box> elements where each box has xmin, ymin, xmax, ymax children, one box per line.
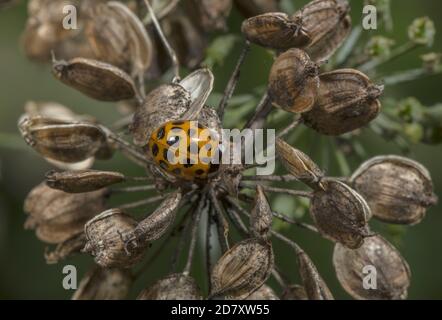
<box><xmin>381</xmin><ymin>67</ymin><xmax>442</xmax><ymax>86</ymax></box>
<box><xmin>209</xmin><ymin>188</ymin><xmax>230</xmax><ymax>253</ymax></box>
<box><xmin>335</xmin><ymin>26</ymin><xmax>363</xmax><ymax>67</ymax></box>
<box><xmin>111</xmin><ymin>185</ymin><xmax>156</xmax><ymax>193</ymax></box>
<box><xmin>217</xmin><ymin>41</ymin><xmax>251</xmax><ymax>121</ymax></box>
<box><xmin>241</xmin><ymin>174</ymin><xmax>299</xmax><ymax>182</ymax></box>
<box><xmin>118</xmin><ymin>195</ymin><xmax>165</xmax><ymax>210</ymax></box>
<box><xmin>240</xmin><ymin>182</ymin><xmax>313</xmax><ymax>199</ymax></box>
<box><xmin>243</xmin><ymin>91</ymin><xmax>272</xmax><ymax>130</ymax></box>
<box><xmin>277</xmin><ymin>117</ymin><xmax>302</xmax><ymax>139</ymax></box>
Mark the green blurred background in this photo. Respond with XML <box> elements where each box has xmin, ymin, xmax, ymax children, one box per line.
<box><xmin>1</xmin><ymin>0</ymin><xmax>442</xmax><ymax>299</ymax></box>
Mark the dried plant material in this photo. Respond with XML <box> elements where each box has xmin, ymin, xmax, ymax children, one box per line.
<box><xmin>310</xmin><ymin>179</ymin><xmax>371</xmax><ymax>249</ymax></box>
<box><xmin>24</xmin><ymin>101</ymin><xmax>81</xmax><ymax>121</ymax></box>
<box><xmin>142</xmin><ymin>0</ymin><xmax>180</xmax><ymax>24</ymax></box>
<box><xmin>350</xmin><ymin>156</ymin><xmax>437</xmax><ymax>225</ymax></box>
<box><xmin>24</xmin><ymin>182</ymin><xmax>107</xmax><ymax>244</ymax></box>
<box><xmin>131</xmin><ymin>84</ymin><xmax>190</xmax><ymax>147</ymax></box>
<box><xmin>268</xmin><ymin>48</ymin><xmax>319</xmax><ymax>113</ymax></box>
<box><xmin>19</xmin><ymin>116</ymin><xmax>106</xmax><ymax>163</ymax></box>
<box><xmin>46</xmin><ymin>170</ymin><xmax>125</xmax><ymax>193</ymax></box>
<box><xmin>83</xmin><ymin>209</ymin><xmax>146</xmax><ymax>268</ymax></box>
<box><xmin>333</xmin><ymin>235</ymin><xmax>411</xmax><ymax>300</ymax></box>
<box><xmin>292</xmin><ymin>0</ymin><xmax>351</xmax><ymax>61</ymax></box>
<box><xmin>234</xmin><ymin>0</ymin><xmax>280</xmax><ymax>18</ymax></box>
<box><xmin>52</xmin><ymin>57</ymin><xmax>137</xmax><ymax>101</ymax></box>
<box><xmin>242</xmin><ymin>13</ymin><xmax>310</xmax><ymax>50</ymax></box>
<box><xmin>297</xmin><ymin>249</ymin><xmax>334</xmax><ymax>300</ymax></box>
<box><xmin>276</xmin><ymin>138</ymin><xmax>323</xmax><ymax>188</ymax></box>
<box><xmin>241</xmin><ymin>284</ymin><xmax>279</xmax><ymax>300</ymax></box>
<box><xmin>250</xmin><ymin>185</ymin><xmax>272</xmax><ymax>240</ymax></box>
<box><xmin>138</xmin><ymin>273</ymin><xmax>202</xmax><ymax>300</ymax></box>
<box><xmin>128</xmin><ymin>191</ymin><xmax>182</xmax><ymax>245</ymax></box>
<box><xmin>302</xmin><ymin>69</ymin><xmax>383</xmax><ymax>135</ymax></box>
<box><xmin>85</xmin><ymin>1</ymin><xmax>153</xmax><ymax>77</ymax></box>
<box><xmin>72</xmin><ymin>267</ymin><xmax>132</xmax><ymax>300</ymax></box>
<box><xmin>281</xmin><ymin>284</ymin><xmax>308</xmax><ymax>300</ymax></box>
<box><xmin>45</xmin><ymin>233</ymin><xmax>86</xmax><ymax>264</ymax></box>
<box><xmin>210</xmin><ymin>238</ymin><xmax>274</xmax><ymax>298</ymax></box>
<box><xmin>189</xmin><ymin>0</ymin><xmax>233</xmax><ymax>31</ymax></box>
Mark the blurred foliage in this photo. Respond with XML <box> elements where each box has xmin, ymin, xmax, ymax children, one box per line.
<box><xmin>1</xmin><ymin>0</ymin><xmax>442</xmax><ymax>299</ymax></box>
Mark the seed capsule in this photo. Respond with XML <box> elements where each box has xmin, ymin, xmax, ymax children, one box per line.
<box><xmin>24</xmin><ymin>182</ymin><xmax>107</xmax><ymax>244</ymax></box>
<box><xmin>210</xmin><ymin>238</ymin><xmax>274</xmax><ymax>298</ymax></box>
<box><xmin>83</xmin><ymin>208</ymin><xmax>146</xmax><ymax>268</ymax></box>
<box><xmin>85</xmin><ymin>1</ymin><xmax>153</xmax><ymax>77</ymax></box>
<box><xmin>72</xmin><ymin>267</ymin><xmax>133</xmax><ymax>300</ymax></box>
<box><xmin>45</xmin><ymin>170</ymin><xmax>126</xmax><ymax>193</ymax></box>
<box><xmin>350</xmin><ymin>156</ymin><xmax>437</xmax><ymax>225</ymax></box>
<box><xmin>302</xmin><ymin>69</ymin><xmax>383</xmax><ymax>136</ymax></box>
<box><xmin>242</xmin><ymin>285</ymin><xmax>279</xmax><ymax>300</ymax></box>
<box><xmin>18</xmin><ymin>116</ymin><xmax>107</xmax><ymax>163</ymax></box>
<box><xmin>52</xmin><ymin>57</ymin><xmax>138</xmax><ymax>101</ymax></box>
<box><xmin>297</xmin><ymin>248</ymin><xmax>334</xmax><ymax>300</ymax></box>
<box><xmin>281</xmin><ymin>285</ymin><xmax>308</xmax><ymax>300</ymax></box>
<box><xmin>242</xmin><ymin>13</ymin><xmax>310</xmax><ymax>50</ymax></box>
<box><xmin>137</xmin><ymin>273</ymin><xmax>202</xmax><ymax>300</ymax></box>
<box><xmin>292</xmin><ymin>0</ymin><xmax>351</xmax><ymax>61</ymax></box>
<box><xmin>45</xmin><ymin>233</ymin><xmax>86</xmax><ymax>264</ymax></box>
<box><xmin>276</xmin><ymin>138</ymin><xmax>323</xmax><ymax>188</ymax></box>
<box><xmin>333</xmin><ymin>235</ymin><xmax>411</xmax><ymax>300</ymax></box>
<box><xmin>268</xmin><ymin>48</ymin><xmax>319</xmax><ymax>113</ymax></box>
<box><xmin>250</xmin><ymin>185</ymin><xmax>273</xmax><ymax>240</ymax></box>
<box><xmin>310</xmin><ymin>179</ymin><xmax>371</xmax><ymax>249</ymax></box>
<box><xmin>126</xmin><ymin>192</ymin><xmax>182</xmax><ymax>246</ymax></box>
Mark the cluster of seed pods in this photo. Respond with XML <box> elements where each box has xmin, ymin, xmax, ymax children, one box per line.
<box><xmin>11</xmin><ymin>0</ymin><xmax>439</xmax><ymax>300</ymax></box>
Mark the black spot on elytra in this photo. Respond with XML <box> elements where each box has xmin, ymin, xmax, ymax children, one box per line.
<box><xmin>167</xmin><ymin>135</ymin><xmax>180</xmax><ymax>146</ymax></box>
<box><xmin>163</xmin><ymin>149</ymin><xmax>169</xmax><ymax>161</ymax></box>
<box><xmin>184</xmin><ymin>158</ymin><xmax>193</xmax><ymax>168</ymax></box>
<box><xmin>172</xmin><ymin>121</ymin><xmax>185</xmax><ymax>125</ymax></box>
<box><xmin>195</xmin><ymin>169</ymin><xmax>205</xmax><ymax>175</ymax></box>
<box><xmin>151</xmin><ymin>143</ymin><xmax>159</xmax><ymax>157</ymax></box>
<box><xmin>156</xmin><ymin>127</ymin><xmax>165</xmax><ymax>140</ymax></box>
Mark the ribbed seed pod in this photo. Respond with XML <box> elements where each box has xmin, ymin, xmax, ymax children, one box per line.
<box><xmin>210</xmin><ymin>238</ymin><xmax>274</xmax><ymax>298</ymax></box>
<box><xmin>276</xmin><ymin>138</ymin><xmax>323</xmax><ymax>188</ymax></box>
<box><xmin>268</xmin><ymin>48</ymin><xmax>319</xmax><ymax>113</ymax></box>
<box><xmin>45</xmin><ymin>170</ymin><xmax>125</xmax><ymax>193</ymax></box>
<box><xmin>302</xmin><ymin>69</ymin><xmax>383</xmax><ymax>136</ymax></box>
<box><xmin>310</xmin><ymin>179</ymin><xmax>371</xmax><ymax>249</ymax></box>
<box><xmin>242</xmin><ymin>13</ymin><xmax>310</xmax><ymax>50</ymax></box>
<box><xmin>281</xmin><ymin>284</ymin><xmax>308</xmax><ymax>300</ymax></box>
<box><xmin>52</xmin><ymin>57</ymin><xmax>138</xmax><ymax>101</ymax></box>
<box><xmin>127</xmin><ymin>191</ymin><xmax>182</xmax><ymax>246</ymax></box>
<box><xmin>333</xmin><ymin>235</ymin><xmax>411</xmax><ymax>300</ymax></box>
<box><xmin>350</xmin><ymin>156</ymin><xmax>437</xmax><ymax>225</ymax></box>
<box><xmin>18</xmin><ymin>116</ymin><xmax>107</xmax><ymax>163</ymax></box>
<box><xmin>24</xmin><ymin>182</ymin><xmax>107</xmax><ymax>244</ymax></box>
<box><xmin>250</xmin><ymin>185</ymin><xmax>273</xmax><ymax>240</ymax></box>
<box><xmin>83</xmin><ymin>208</ymin><xmax>146</xmax><ymax>268</ymax></box>
<box><xmin>72</xmin><ymin>267</ymin><xmax>133</xmax><ymax>300</ymax></box>
<box><xmin>137</xmin><ymin>273</ymin><xmax>202</xmax><ymax>300</ymax></box>
<box><xmin>297</xmin><ymin>249</ymin><xmax>334</xmax><ymax>300</ymax></box>
<box><xmin>45</xmin><ymin>233</ymin><xmax>86</xmax><ymax>264</ymax></box>
<box><xmin>242</xmin><ymin>285</ymin><xmax>279</xmax><ymax>300</ymax></box>
<box><xmin>85</xmin><ymin>1</ymin><xmax>153</xmax><ymax>77</ymax></box>
<box><xmin>292</xmin><ymin>0</ymin><xmax>351</xmax><ymax>61</ymax></box>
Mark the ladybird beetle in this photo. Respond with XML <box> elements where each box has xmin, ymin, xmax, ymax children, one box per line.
<box><xmin>148</xmin><ymin>120</ymin><xmax>220</xmax><ymax>180</ymax></box>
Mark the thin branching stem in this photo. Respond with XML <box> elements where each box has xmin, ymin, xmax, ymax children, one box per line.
<box><xmin>271</xmin><ymin>211</ymin><xmax>319</xmax><ymax>233</ymax></box>
<box><xmin>209</xmin><ymin>188</ymin><xmax>230</xmax><ymax>253</ymax></box>
<box><xmin>243</xmin><ymin>91</ymin><xmax>272</xmax><ymax>129</ymax></box>
<box><xmin>205</xmin><ymin>202</ymin><xmax>213</xmax><ymax>293</ymax></box>
<box><xmin>143</xmin><ymin>0</ymin><xmax>180</xmax><ymax>81</ymax></box>
<box><xmin>277</xmin><ymin>117</ymin><xmax>302</xmax><ymax>139</ymax></box>
<box><xmin>241</xmin><ymin>174</ymin><xmax>299</xmax><ymax>182</ymax></box>
<box><xmin>380</xmin><ymin>67</ymin><xmax>442</xmax><ymax>86</ymax></box>
<box><xmin>217</xmin><ymin>41</ymin><xmax>251</xmax><ymax>121</ymax></box>
<box><xmin>240</xmin><ymin>182</ymin><xmax>313</xmax><ymax>199</ymax></box>
<box><xmin>118</xmin><ymin>195</ymin><xmax>165</xmax><ymax>210</ymax></box>
<box><xmin>111</xmin><ymin>185</ymin><xmax>156</xmax><ymax>193</ymax></box>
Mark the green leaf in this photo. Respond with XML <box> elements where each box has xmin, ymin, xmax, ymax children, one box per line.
<box><xmin>203</xmin><ymin>35</ymin><xmax>240</xmax><ymax>68</ymax></box>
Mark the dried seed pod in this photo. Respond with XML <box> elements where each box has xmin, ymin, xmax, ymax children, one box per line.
<box><xmin>52</xmin><ymin>57</ymin><xmax>138</xmax><ymax>101</ymax></box>
<box><xmin>24</xmin><ymin>101</ymin><xmax>82</xmax><ymax>122</ymax></box>
<box><xmin>234</xmin><ymin>0</ymin><xmax>281</xmax><ymax>18</ymax></box>
<box><xmin>138</xmin><ymin>273</ymin><xmax>202</xmax><ymax>300</ymax></box>
<box><xmin>72</xmin><ymin>267</ymin><xmax>133</xmax><ymax>300</ymax></box>
<box><xmin>232</xmin><ymin>284</ymin><xmax>279</xmax><ymax>300</ymax></box>
<box><xmin>127</xmin><ymin>191</ymin><xmax>182</xmax><ymax>246</ymax></box>
<box><xmin>83</xmin><ymin>208</ymin><xmax>146</xmax><ymax>268</ymax></box>
<box><xmin>142</xmin><ymin>0</ymin><xmax>181</xmax><ymax>24</ymax></box>
<box><xmin>250</xmin><ymin>185</ymin><xmax>272</xmax><ymax>240</ymax></box>
<box><xmin>281</xmin><ymin>284</ymin><xmax>308</xmax><ymax>300</ymax></box>
<box><xmin>187</xmin><ymin>0</ymin><xmax>233</xmax><ymax>31</ymax></box>
<box><xmin>276</xmin><ymin>138</ymin><xmax>323</xmax><ymax>188</ymax></box>
<box><xmin>350</xmin><ymin>156</ymin><xmax>437</xmax><ymax>225</ymax></box>
<box><xmin>268</xmin><ymin>48</ymin><xmax>319</xmax><ymax>113</ymax></box>
<box><xmin>302</xmin><ymin>69</ymin><xmax>383</xmax><ymax>136</ymax></box>
<box><xmin>310</xmin><ymin>179</ymin><xmax>371</xmax><ymax>249</ymax></box>
<box><xmin>46</xmin><ymin>170</ymin><xmax>126</xmax><ymax>193</ymax></box>
<box><xmin>333</xmin><ymin>235</ymin><xmax>411</xmax><ymax>300</ymax></box>
<box><xmin>241</xmin><ymin>13</ymin><xmax>310</xmax><ymax>50</ymax></box>
<box><xmin>18</xmin><ymin>116</ymin><xmax>107</xmax><ymax>163</ymax></box>
<box><xmin>210</xmin><ymin>238</ymin><xmax>274</xmax><ymax>298</ymax></box>
<box><xmin>292</xmin><ymin>0</ymin><xmax>351</xmax><ymax>61</ymax></box>
<box><xmin>297</xmin><ymin>249</ymin><xmax>334</xmax><ymax>300</ymax></box>
<box><xmin>85</xmin><ymin>1</ymin><xmax>153</xmax><ymax>77</ymax></box>
<box><xmin>45</xmin><ymin>233</ymin><xmax>86</xmax><ymax>264</ymax></box>
<box><xmin>24</xmin><ymin>182</ymin><xmax>107</xmax><ymax>244</ymax></box>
